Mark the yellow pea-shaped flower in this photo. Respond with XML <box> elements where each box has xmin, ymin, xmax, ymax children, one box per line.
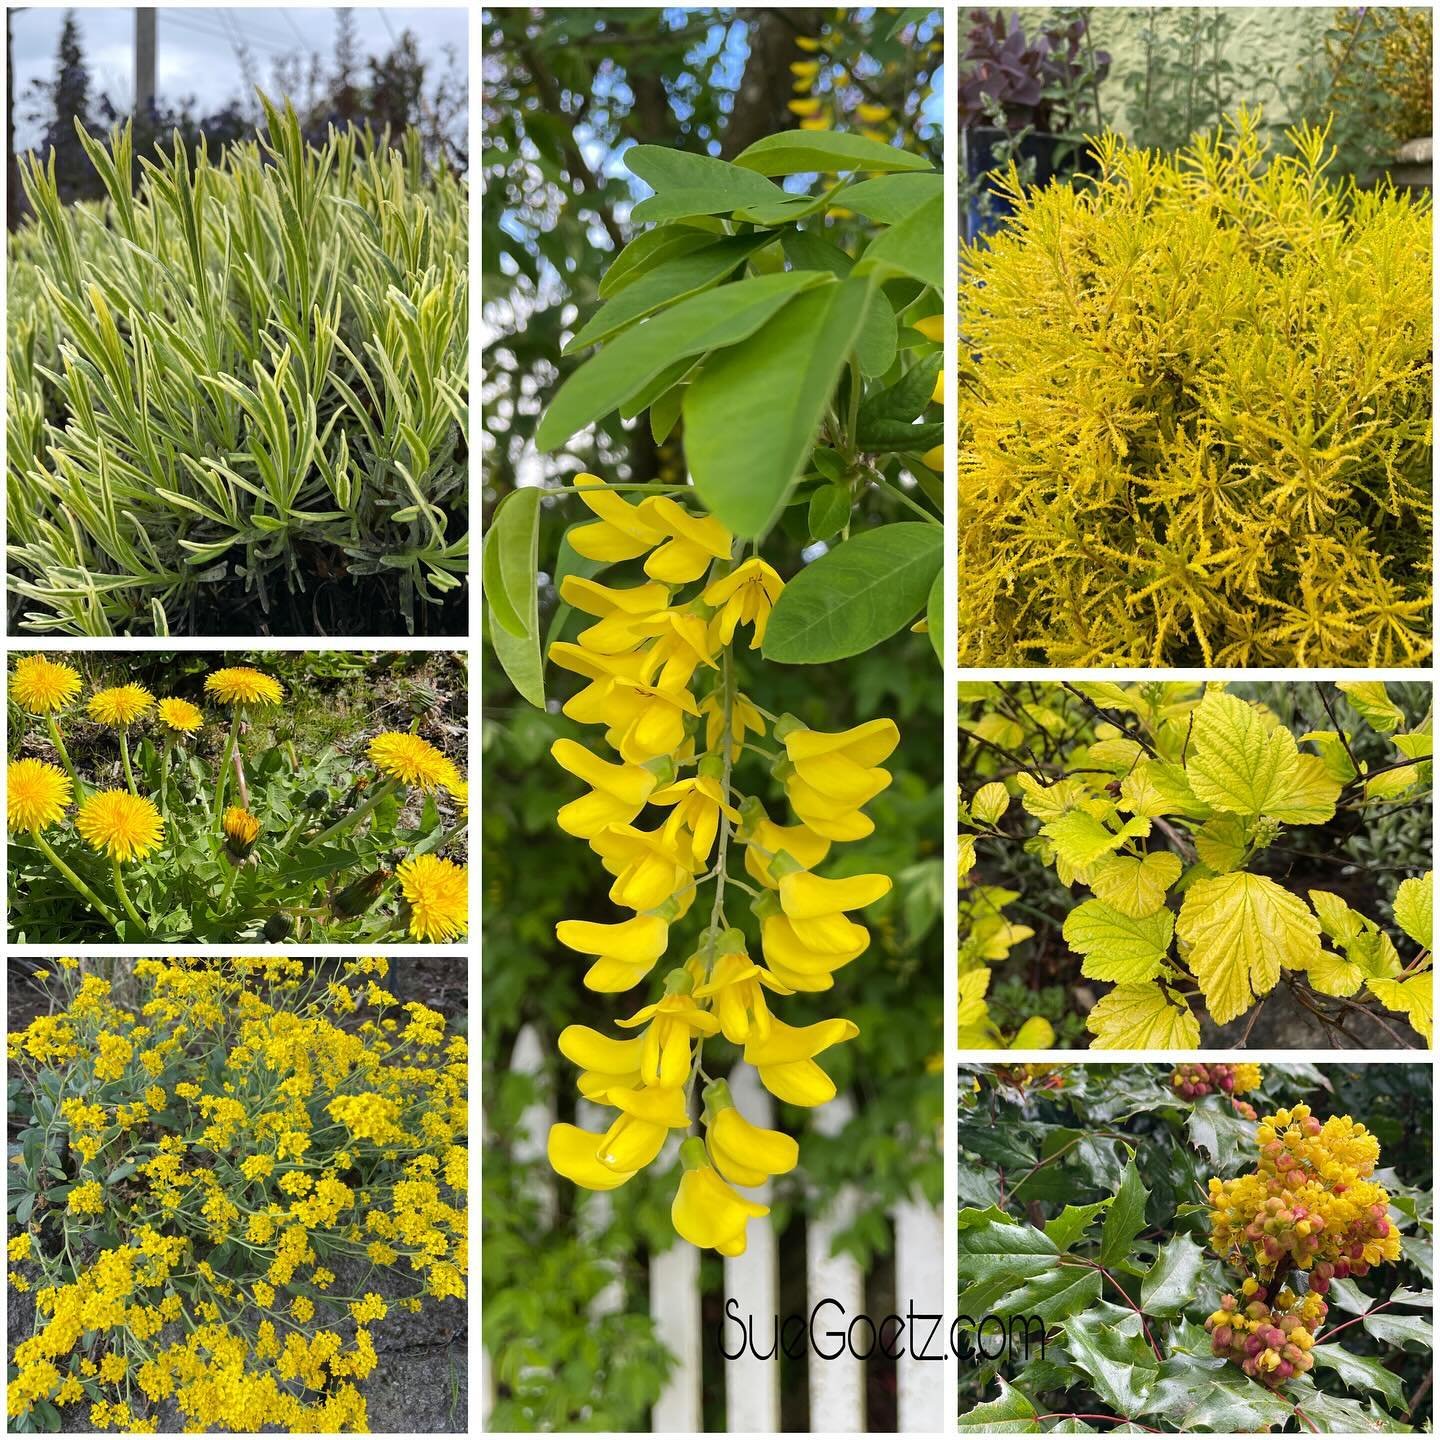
<box><xmin>548</xmin><ymin>1122</ymin><xmax>634</xmax><ymax>1191</ymax></box>
<box><xmin>672</xmin><ymin>1139</ymin><xmax>769</xmax><ymax>1255</ymax></box>
<box><xmin>744</xmin><ymin>1016</ymin><xmax>859</xmax><ymax>1107</ymax></box>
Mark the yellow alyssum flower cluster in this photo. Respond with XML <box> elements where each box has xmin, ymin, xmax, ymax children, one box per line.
<box><xmin>543</xmin><ymin>474</ymin><xmax>896</xmax><ymax>1256</ymax></box>
<box><xmin>6</xmin><ymin>958</ymin><xmax>467</xmax><ymax>1433</ymax></box>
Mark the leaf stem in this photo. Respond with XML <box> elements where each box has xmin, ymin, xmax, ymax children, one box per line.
<box><xmin>308</xmin><ymin>778</ymin><xmax>400</xmax><ymax>848</ymax></box>
<box><xmin>212</xmin><ymin>711</ymin><xmax>241</xmax><ymax>830</ymax></box>
<box><xmin>111</xmin><ymin>858</ymin><xmax>148</xmax><ymax>935</ymax></box>
<box><xmin>119</xmin><ymin>730</ymin><xmax>139</xmax><ymax>796</ymax></box>
<box><xmin>46</xmin><ymin>714</ymin><xmax>84</xmax><ymax>799</ymax></box>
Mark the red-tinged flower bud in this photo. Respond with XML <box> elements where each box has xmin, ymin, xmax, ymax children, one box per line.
<box><xmin>1277</xmin><ymin>1360</ymin><xmax>1293</xmax><ymax>1380</ymax></box>
<box><xmin>1213</xmin><ymin>1325</ymin><xmax>1233</xmax><ymax>1349</ymax></box>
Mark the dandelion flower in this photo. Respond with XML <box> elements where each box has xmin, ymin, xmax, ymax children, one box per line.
<box><xmin>10</xmin><ymin>655</ymin><xmax>81</xmax><ymax>714</ymax></box>
<box><xmin>156</xmin><ymin>697</ymin><xmax>204</xmax><ymax>733</ymax></box>
<box><xmin>77</xmin><ymin>790</ymin><xmax>165</xmax><ymax>862</ymax></box>
<box><xmin>396</xmin><ymin>854</ymin><xmax>468</xmax><ymax>941</ymax></box>
<box><xmin>87</xmin><ymin>683</ymin><xmax>154</xmax><ymax>727</ymax></box>
<box><xmin>369</xmin><ymin>732</ymin><xmax>459</xmax><ymax>792</ymax></box>
<box><xmin>204</xmin><ymin>667</ymin><xmax>284</xmax><ymax>706</ymax></box>
<box><xmin>222</xmin><ymin>806</ymin><xmax>261</xmax><ymax>857</ymax></box>
<box><xmin>7</xmin><ymin>759</ymin><xmax>71</xmax><ymax>832</ymax></box>
<box><xmin>448</xmin><ymin>777</ymin><xmax>469</xmax><ymax>817</ymax></box>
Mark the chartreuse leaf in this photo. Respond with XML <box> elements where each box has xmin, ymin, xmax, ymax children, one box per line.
<box><xmin>1337</xmin><ymin>679</ymin><xmax>1407</xmax><ymax>733</ymax></box>
<box><xmin>1041</xmin><ymin>812</ymin><xmax>1151</xmax><ymax>870</ymax></box>
<box><xmin>685</xmin><ymin>277</ymin><xmax>871</xmax><ymax>538</ymax></box>
<box><xmin>1061</xmin><ymin>1301</ymin><xmax>1159</xmax><ymax>1414</ymax></box>
<box><xmin>1366</xmin><ymin>973</ymin><xmax>1432</xmax><ymax>1042</ymax></box>
<box><xmin>732</xmin><ymin>130</ymin><xmax>934</xmax><ymax>177</ymax></box>
<box><xmin>565</xmin><ymin>235</ymin><xmax>772</xmax><ymax>353</ymax></box>
<box><xmin>1098</xmin><ymin>1160</ymin><xmax>1150</xmax><ymax>1268</ymax></box>
<box><xmin>1141</xmin><ymin>1235</ymin><xmax>1206</xmax><ymax>1316</ymax></box>
<box><xmin>624</xmin><ymin>144</ymin><xmax>785</xmax><ymax>221</ymax></box>
<box><xmin>1193</xmin><ymin>814</ymin><xmax>1249</xmax><ymax>873</ymax></box>
<box><xmin>856</xmin><ymin>191</ymin><xmax>943</xmax><ymax>290</ymax></box>
<box><xmin>971</xmin><ymin>782</ymin><xmax>1010</xmax><ymax>826</ymax></box>
<box><xmin>1121</xmin><ymin>759</ymin><xmax>1210</xmax><ymax>820</ymax></box>
<box><xmin>1267</xmin><ymin>752</ymin><xmax>1343</xmax><ymax>824</ymax></box>
<box><xmin>1064</xmin><ymin>900</ymin><xmax>1174</xmax><ymax>984</ymax></box>
<box><xmin>1070</xmin><ymin>680</ymin><xmax>1140</xmax><ymax>712</ymax></box>
<box><xmin>841</xmin><ymin>171</ymin><xmax>944</xmax><ymax>224</ymax></box>
<box><xmin>1087</xmin><ymin>851</ymin><xmax>1182</xmax><ymax>918</ymax></box>
<box><xmin>537</xmin><ymin>271</ymin><xmax>828</xmax><ymax>451</ymax></box>
<box><xmin>1087</xmin><ymin>983</ymin><xmax>1199</xmax><ymax>1050</ymax></box>
<box><xmin>1186</xmin><ymin>689</ymin><xmax>1302</xmax><ymax>816</ymax></box>
<box><xmin>956</xmin><ymin>1379</ymin><xmax>1039</xmax><ymax>1433</ymax></box>
<box><xmin>1394</xmin><ymin>871</ymin><xmax>1433</xmax><ymax>950</ymax></box>
<box><xmin>1175</xmin><ymin>872</ymin><xmax>1321</xmax><ymax>1026</ymax></box>
<box><xmin>762</xmin><ymin>522</ymin><xmax>942</xmax><ymax>663</ymax></box>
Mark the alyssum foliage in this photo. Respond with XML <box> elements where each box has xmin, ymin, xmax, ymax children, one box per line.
<box><xmin>8</xmin><ymin>97</ymin><xmax>468</xmax><ymax>637</ymax></box>
<box><xmin>957</xmin><ymin>1064</ymin><xmax>1431</xmax><ymax>1434</ymax></box>
<box><xmin>7</xmin><ymin>958</ymin><xmax>467</xmax><ymax>1433</ymax></box>
<box><xmin>7</xmin><ymin>656</ymin><xmax>468</xmax><ymax>943</ymax></box>
<box><xmin>959</xmin><ymin>680</ymin><xmax>1432</xmax><ymax>1048</ymax></box>
<box><xmin>958</xmin><ymin>113</ymin><xmax>1432</xmax><ymax>667</ymax></box>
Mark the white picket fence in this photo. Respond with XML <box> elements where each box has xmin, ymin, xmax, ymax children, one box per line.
<box><xmin>485</xmin><ymin>1025</ymin><xmax>945</xmax><ymax>1433</ymax></box>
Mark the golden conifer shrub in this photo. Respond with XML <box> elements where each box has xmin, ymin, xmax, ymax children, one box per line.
<box><xmin>958</xmin><ymin>112</ymin><xmax>1432</xmax><ymax>667</ymax></box>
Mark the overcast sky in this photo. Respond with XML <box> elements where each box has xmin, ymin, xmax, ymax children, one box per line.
<box><xmin>11</xmin><ymin>6</ymin><xmax>468</xmax><ymax>149</ymax></box>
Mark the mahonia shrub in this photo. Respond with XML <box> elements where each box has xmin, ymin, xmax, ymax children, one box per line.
<box><xmin>484</xmin><ymin>124</ymin><xmax>943</xmax><ymax>1258</ymax></box>
<box><xmin>958</xmin><ymin>112</ymin><xmax>1432</xmax><ymax>666</ymax></box>
<box><xmin>960</xmin><ymin>679</ymin><xmax>1433</xmax><ymax>1048</ymax></box>
<box><xmin>8</xmin><ymin>97</ymin><xmax>468</xmax><ymax>637</ymax></box>
<box><xmin>7</xmin><ymin>655</ymin><xmax>468</xmax><ymax>944</ymax></box>
<box><xmin>7</xmin><ymin>958</ymin><xmax>467</xmax><ymax>1433</ymax></box>
<box><xmin>1204</xmin><ymin>1104</ymin><xmax>1401</xmax><ymax>1387</ymax></box>
<box><xmin>958</xmin><ymin>1063</ymin><xmax>1431</xmax><ymax>1433</ymax></box>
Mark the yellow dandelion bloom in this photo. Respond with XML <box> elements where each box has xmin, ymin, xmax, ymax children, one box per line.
<box><xmin>397</xmin><ymin>854</ymin><xmax>468</xmax><ymax>942</ymax></box>
<box><xmin>76</xmin><ymin>790</ymin><xmax>165</xmax><ymax>862</ymax></box>
<box><xmin>156</xmin><ymin>697</ymin><xmax>204</xmax><ymax>733</ymax></box>
<box><xmin>10</xmin><ymin>655</ymin><xmax>81</xmax><ymax>714</ymax></box>
<box><xmin>87</xmin><ymin>683</ymin><xmax>153</xmax><ymax>727</ymax></box>
<box><xmin>7</xmin><ymin>759</ymin><xmax>72</xmax><ymax>832</ymax></box>
<box><xmin>448</xmin><ymin>778</ymin><xmax>469</xmax><ymax>816</ymax></box>
<box><xmin>204</xmin><ymin>667</ymin><xmax>284</xmax><ymax>706</ymax></box>
<box><xmin>369</xmin><ymin>732</ymin><xmax>459</xmax><ymax>792</ymax></box>
<box><xmin>222</xmin><ymin>806</ymin><xmax>261</xmax><ymax>856</ymax></box>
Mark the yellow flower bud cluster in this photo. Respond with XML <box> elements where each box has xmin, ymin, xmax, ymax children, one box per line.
<box><xmin>1203</xmin><ymin>1280</ymin><xmax>1324</xmax><ymax>1386</ymax></box>
<box><xmin>1208</xmin><ymin>1104</ymin><xmax>1402</xmax><ymax>1307</ymax></box>
<box><xmin>545</xmin><ymin>475</ymin><xmax>896</xmax><ymax>1255</ymax></box>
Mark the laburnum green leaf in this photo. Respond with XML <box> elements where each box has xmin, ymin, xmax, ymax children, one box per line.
<box><xmin>1063</xmin><ymin>899</ymin><xmax>1174</xmax><ymax>983</ymax></box>
<box><xmin>1041</xmin><ymin>811</ymin><xmax>1151</xmax><ymax>870</ymax></box>
<box><xmin>1394</xmin><ymin>871</ymin><xmax>1433</xmax><ymax>950</ymax></box>
<box><xmin>1366</xmin><ymin>973</ymin><xmax>1433</xmax><ymax>1043</ymax></box>
<box><xmin>1086</xmin><ymin>982</ymin><xmax>1199</xmax><ymax>1050</ymax></box>
<box><xmin>1186</xmin><ymin>689</ymin><xmax>1302</xmax><ymax>817</ymax></box>
<box><xmin>1175</xmin><ymin>872</ymin><xmax>1321</xmax><ymax>1025</ymax></box>
<box><xmin>1337</xmin><ymin>679</ymin><xmax>1407</xmax><ymax>733</ymax></box>
<box><xmin>732</xmin><ymin>129</ymin><xmax>934</xmax><ymax>178</ymax></box>
<box><xmin>971</xmin><ymin>782</ymin><xmax>1010</xmax><ymax>826</ymax></box>
<box><xmin>1087</xmin><ymin>851</ymin><xmax>1182</xmax><ymax>918</ymax></box>
<box><xmin>1193</xmin><ymin>814</ymin><xmax>1249</xmax><ymax>874</ymax></box>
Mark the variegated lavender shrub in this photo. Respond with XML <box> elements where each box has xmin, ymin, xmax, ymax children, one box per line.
<box><xmin>8</xmin><ymin>97</ymin><xmax>468</xmax><ymax>636</ymax></box>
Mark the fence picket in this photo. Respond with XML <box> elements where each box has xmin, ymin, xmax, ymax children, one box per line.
<box><xmin>650</xmin><ymin>1227</ymin><xmax>703</xmax><ymax>1432</ymax></box>
<box><xmin>894</xmin><ymin>1194</ymin><xmax>946</xmax><ymax>1432</ymax></box>
<box><xmin>805</xmin><ymin>1095</ymin><xmax>866</xmax><ymax>1433</ymax></box>
<box><xmin>721</xmin><ymin>1068</ymin><xmax>782</xmax><ymax>1433</ymax></box>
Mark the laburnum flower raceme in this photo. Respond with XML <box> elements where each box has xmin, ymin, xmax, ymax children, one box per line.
<box><xmin>1204</xmin><ymin>1103</ymin><xmax>1403</xmax><ymax>1388</ymax></box>
<box><xmin>543</xmin><ymin>474</ymin><xmax>897</xmax><ymax>1256</ymax></box>
<box><xmin>6</xmin><ymin>958</ymin><xmax>467</xmax><ymax>1433</ymax></box>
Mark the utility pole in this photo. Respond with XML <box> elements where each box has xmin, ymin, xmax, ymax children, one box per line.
<box><xmin>134</xmin><ymin>7</ymin><xmax>155</xmax><ymax>116</ymax></box>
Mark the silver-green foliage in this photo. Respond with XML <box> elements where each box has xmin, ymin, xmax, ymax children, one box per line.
<box><xmin>8</xmin><ymin>97</ymin><xmax>468</xmax><ymax>635</ymax></box>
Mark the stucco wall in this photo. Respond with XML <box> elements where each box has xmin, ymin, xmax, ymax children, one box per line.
<box><xmin>996</xmin><ymin>6</ymin><xmax>1336</xmax><ymax>139</ymax></box>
